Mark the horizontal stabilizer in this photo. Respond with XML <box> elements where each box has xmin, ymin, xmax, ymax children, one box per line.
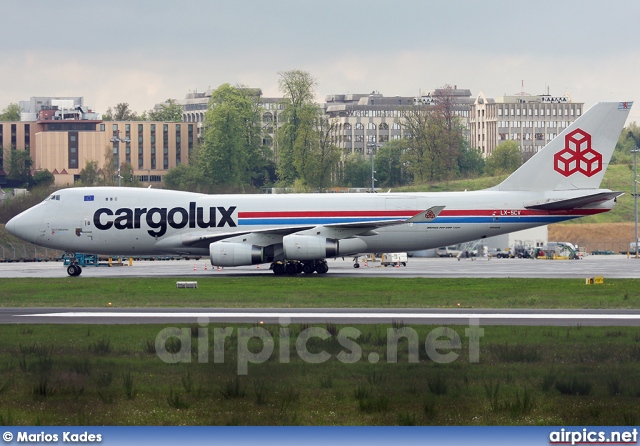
<box><xmin>524</xmin><ymin>191</ymin><xmax>623</xmax><ymax>210</ymax></box>
<box><xmin>405</xmin><ymin>206</ymin><xmax>446</xmax><ymax>223</ymax></box>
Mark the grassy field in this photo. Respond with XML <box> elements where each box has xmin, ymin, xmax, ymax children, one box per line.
<box><xmin>1</xmin><ymin>277</ymin><xmax>640</xmax><ymax>309</ymax></box>
<box><xmin>1</xmin><ymin>323</ymin><xmax>640</xmax><ymax>425</ymax></box>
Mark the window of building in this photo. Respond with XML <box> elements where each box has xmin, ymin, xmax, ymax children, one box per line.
<box><xmin>367</xmin><ymin>123</ymin><xmax>376</xmax><ymax>130</ymax></box>
<box><xmin>355</xmin><ymin>123</ymin><xmax>364</xmax><ymax>130</ymax></box>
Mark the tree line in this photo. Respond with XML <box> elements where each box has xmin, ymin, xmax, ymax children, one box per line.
<box><xmin>13</xmin><ymin>73</ymin><xmax>640</xmax><ymax>194</ymax></box>
<box><xmin>163</xmin><ymin>72</ymin><xmax>525</xmax><ymax>193</ymax></box>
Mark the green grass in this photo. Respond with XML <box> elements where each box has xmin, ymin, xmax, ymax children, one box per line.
<box><xmin>1</xmin><ymin>277</ymin><xmax>640</xmax><ymax>309</ymax></box>
<box><xmin>1</xmin><ymin>323</ymin><xmax>640</xmax><ymax>425</ymax></box>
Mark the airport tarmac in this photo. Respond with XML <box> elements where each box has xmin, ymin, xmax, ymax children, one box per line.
<box><xmin>1</xmin><ymin>256</ymin><xmax>639</xmax><ymax>326</ymax></box>
<box><xmin>0</xmin><ymin>254</ymin><xmax>639</xmax><ymax>279</ymax></box>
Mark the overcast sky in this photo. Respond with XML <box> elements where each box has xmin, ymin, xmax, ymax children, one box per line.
<box><xmin>2</xmin><ymin>0</ymin><xmax>640</xmax><ymax>123</ymax></box>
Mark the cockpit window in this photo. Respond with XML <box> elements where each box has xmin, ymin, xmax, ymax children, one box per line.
<box><xmin>45</xmin><ymin>194</ymin><xmax>61</xmax><ymax>201</ymax></box>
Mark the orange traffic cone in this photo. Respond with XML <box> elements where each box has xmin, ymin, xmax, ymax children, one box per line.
<box><xmin>396</xmin><ymin>262</ymin><xmax>400</xmax><ymax>268</ymax></box>
<box><xmin>204</xmin><ymin>264</ymin><xmax>208</xmax><ymax>271</ymax></box>
<box><xmin>193</xmin><ymin>264</ymin><xmax>196</xmax><ymax>271</ymax></box>
<box><xmin>218</xmin><ymin>266</ymin><xmax>222</xmax><ymax>272</ymax></box>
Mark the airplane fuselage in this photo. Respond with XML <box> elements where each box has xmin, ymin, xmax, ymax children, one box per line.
<box><xmin>10</xmin><ymin>186</ymin><xmax>611</xmax><ymax>257</ymax></box>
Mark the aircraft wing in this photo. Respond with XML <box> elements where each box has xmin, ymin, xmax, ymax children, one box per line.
<box><xmin>172</xmin><ymin>206</ymin><xmax>445</xmax><ymax>249</ymax></box>
<box><xmin>524</xmin><ymin>192</ymin><xmax>623</xmax><ymax>211</ymax></box>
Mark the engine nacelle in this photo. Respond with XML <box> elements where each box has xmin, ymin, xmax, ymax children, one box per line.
<box><xmin>282</xmin><ymin>234</ymin><xmax>367</xmax><ymax>260</ymax></box>
<box><xmin>209</xmin><ymin>242</ymin><xmax>263</xmax><ymax>267</ymax></box>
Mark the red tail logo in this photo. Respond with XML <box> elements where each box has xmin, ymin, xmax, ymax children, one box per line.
<box><xmin>554</xmin><ymin>129</ymin><xmax>602</xmax><ymax>177</ymax></box>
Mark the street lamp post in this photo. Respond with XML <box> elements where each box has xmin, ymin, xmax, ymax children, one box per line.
<box><xmin>368</xmin><ymin>142</ymin><xmax>377</xmax><ymax>193</ymax></box>
<box><xmin>629</xmin><ymin>132</ymin><xmax>640</xmax><ymax>258</ymax></box>
<box><xmin>110</xmin><ymin>132</ymin><xmax>131</xmax><ymax>187</ymax></box>
<box><xmin>633</xmin><ymin>147</ymin><xmax>639</xmax><ymax>258</ymax></box>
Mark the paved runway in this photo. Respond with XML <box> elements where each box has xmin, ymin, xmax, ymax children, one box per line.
<box><xmin>1</xmin><ymin>254</ymin><xmax>639</xmax><ymax>278</ymax></box>
<box><xmin>3</xmin><ymin>307</ymin><xmax>640</xmax><ymax>326</ymax></box>
<box><xmin>1</xmin><ymin>256</ymin><xmax>638</xmax><ymax>326</ymax></box>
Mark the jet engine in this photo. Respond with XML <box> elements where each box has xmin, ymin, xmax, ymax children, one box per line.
<box><xmin>209</xmin><ymin>242</ymin><xmax>263</xmax><ymax>266</ymax></box>
<box><xmin>282</xmin><ymin>234</ymin><xmax>367</xmax><ymax>260</ymax></box>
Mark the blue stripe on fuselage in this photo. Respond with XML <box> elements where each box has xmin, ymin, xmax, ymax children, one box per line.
<box><xmin>237</xmin><ymin>215</ymin><xmax>582</xmax><ymax>226</ymax></box>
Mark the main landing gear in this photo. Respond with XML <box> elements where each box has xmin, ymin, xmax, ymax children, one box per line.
<box><xmin>270</xmin><ymin>260</ymin><xmax>328</xmax><ymax>276</ymax></box>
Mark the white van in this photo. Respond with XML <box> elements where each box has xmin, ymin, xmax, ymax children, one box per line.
<box><xmin>436</xmin><ymin>246</ymin><xmax>461</xmax><ymax>257</ymax></box>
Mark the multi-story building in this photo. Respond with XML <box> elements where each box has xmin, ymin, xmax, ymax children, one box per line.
<box><xmin>1</xmin><ymin>101</ymin><xmax>195</xmax><ymax>186</ymax></box>
<box><xmin>324</xmin><ymin>88</ymin><xmax>474</xmax><ymax>157</ymax></box>
<box><xmin>469</xmin><ymin>92</ymin><xmax>583</xmax><ymax>158</ymax></box>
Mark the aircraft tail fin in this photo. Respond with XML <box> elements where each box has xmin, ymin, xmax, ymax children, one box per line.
<box><xmin>492</xmin><ymin>102</ymin><xmax>632</xmax><ymax>192</ymax></box>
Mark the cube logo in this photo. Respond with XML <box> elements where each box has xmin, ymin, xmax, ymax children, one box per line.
<box><xmin>553</xmin><ymin>129</ymin><xmax>602</xmax><ymax>177</ymax></box>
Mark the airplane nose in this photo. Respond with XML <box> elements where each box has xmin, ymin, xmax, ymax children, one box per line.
<box><xmin>5</xmin><ymin>216</ymin><xmax>16</xmax><ymax>236</ymax></box>
<box><xmin>5</xmin><ymin>211</ymin><xmax>38</xmax><ymax>244</ymax></box>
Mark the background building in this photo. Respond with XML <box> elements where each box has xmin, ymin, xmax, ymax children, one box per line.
<box><xmin>469</xmin><ymin>91</ymin><xmax>583</xmax><ymax>158</ymax></box>
<box><xmin>2</xmin><ymin>97</ymin><xmax>194</xmax><ymax>186</ymax></box>
<box><xmin>324</xmin><ymin>88</ymin><xmax>474</xmax><ymax>157</ymax></box>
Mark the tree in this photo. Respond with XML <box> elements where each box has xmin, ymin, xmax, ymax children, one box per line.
<box><xmin>148</xmin><ymin>99</ymin><xmax>183</xmax><ymax>122</ymax></box>
<box><xmin>341</xmin><ymin>154</ymin><xmax>371</xmax><ymax>187</ymax></box>
<box><xmin>457</xmin><ymin>145</ymin><xmax>485</xmax><ymax>178</ymax></box>
<box><xmin>611</xmin><ymin>123</ymin><xmax>639</xmax><ymax>164</ymax></box>
<box><xmin>79</xmin><ymin>160</ymin><xmax>100</xmax><ymax>186</ymax></box>
<box><xmin>433</xmin><ymin>85</ymin><xmax>462</xmax><ymax>179</ymax></box>
<box><xmin>200</xmin><ymin>84</ymin><xmax>266</xmax><ymax>191</ymax></box>
<box><xmin>375</xmin><ymin>139</ymin><xmax>410</xmax><ymax>187</ymax></box>
<box><xmin>3</xmin><ymin>148</ymin><xmax>32</xmax><ymax>187</ymax></box>
<box><xmin>276</xmin><ymin>69</ymin><xmax>317</xmax><ymax>185</ymax></box>
<box><xmin>102</xmin><ymin>146</ymin><xmax>117</xmax><ymax>186</ymax></box>
<box><xmin>0</xmin><ymin>103</ymin><xmax>21</xmax><ymax>121</ymax></box>
<box><xmin>401</xmin><ymin>107</ymin><xmax>448</xmax><ymax>182</ymax></box>
<box><xmin>102</xmin><ymin>103</ymin><xmax>140</xmax><ymax>121</ymax></box>
<box><xmin>30</xmin><ymin>170</ymin><xmax>55</xmax><ymax>188</ymax></box>
<box><xmin>291</xmin><ymin>110</ymin><xmax>340</xmax><ymax>189</ymax></box>
<box><xmin>119</xmin><ymin>162</ymin><xmax>140</xmax><ymax>186</ymax></box>
<box><xmin>484</xmin><ymin>141</ymin><xmax>522</xmax><ymax>176</ymax></box>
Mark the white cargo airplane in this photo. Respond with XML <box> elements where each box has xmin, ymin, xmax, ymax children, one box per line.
<box><xmin>5</xmin><ymin>101</ymin><xmax>632</xmax><ymax>276</ymax></box>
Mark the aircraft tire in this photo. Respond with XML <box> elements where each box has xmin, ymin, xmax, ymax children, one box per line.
<box><xmin>67</xmin><ymin>264</ymin><xmax>82</xmax><ymax>277</ymax></box>
<box><xmin>315</xmin><ymin>262</ymin><xmax>329</xmax><ymax>274</ymax></box>
<box><xmin>272</xmin><ymin>262</ymin><xmax>285</xmax><ymax>275</ymax></box>
<box><xmin>302</xmin><ymin>262</ymin><xmax>316</xmax><ymax>274</ymax></box>
<box><xmin>285</xmin><ymin>262</ymin><xmax>299</xmax><ymax>275</ymax></box>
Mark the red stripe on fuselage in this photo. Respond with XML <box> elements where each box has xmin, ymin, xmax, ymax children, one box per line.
<box><xmin>237</xmin><ymin>208</ymin><xmax>609</xmax><ymax>218</ymax></box>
